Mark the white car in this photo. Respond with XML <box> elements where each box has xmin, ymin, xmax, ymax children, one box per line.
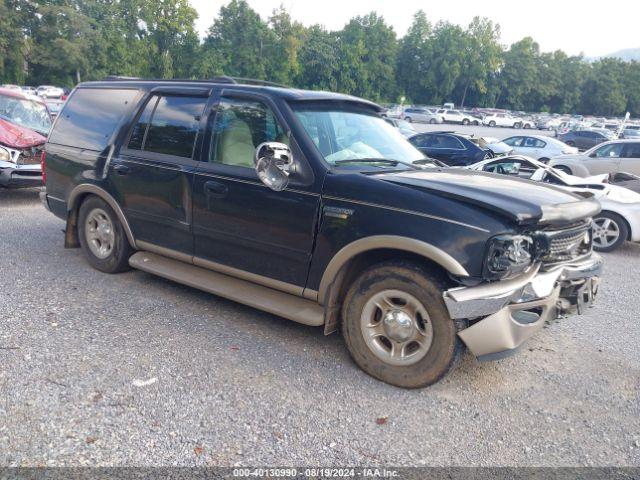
<box><xmin>435</xmin><ymin>109</ymin><xmax>479</xmax><ymax>125</ymax></box>
<box><xmin>483</xmin><ymin>113</ymin><xmax>533</xmax><ymax>129</ymax></box>
<box><xmin>501</xmin><ymin>134</ymin><xmax>578</xmax><ymax>162</ymax></box>
<box><xmin>468</xmin><ymin>155</ymin><xmax>640</xmax><ymax>252</ymax></box>
<box><xmin>36</xmin><ymin>85</ymin><xmax>65</xmax><ymax>98</ymax></box>
<box><xmin>549</xmin><ymin>140</ymin><xmax>640</xmax><ymax>177</ymax></box>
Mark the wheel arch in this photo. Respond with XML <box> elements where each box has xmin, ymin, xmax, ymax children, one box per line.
<box><xmin>66</xmin><ymin>184</ymin><xmax>136</xmax><ymax>249</ymax></box>
<box><xmin>317</xmin><ymin>236</ymin><xmax>469</xmax><ymax>334</ymax></box>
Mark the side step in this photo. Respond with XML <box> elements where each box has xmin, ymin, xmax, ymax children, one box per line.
<box><xmin>129</xmin><ymin>252</ymin><xmax>324</xmax><ymax>326</ymax></box>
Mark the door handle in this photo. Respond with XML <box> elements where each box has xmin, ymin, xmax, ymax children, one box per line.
<box><xmin>204</xmin><ymin>180</ymin><xmax>228</xmax><ymax>199</ymax></box>
<box><xmin>113</xmin><ymin>164</ymin><xmax>130</xmax><ymax>175</ymax></box>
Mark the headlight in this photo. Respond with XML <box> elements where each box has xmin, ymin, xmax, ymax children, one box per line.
<box><xmin>484</xmin><ymin>234</ymin><xmax>533</xmax><ymax>279</ymax></box>
<box><xmin>0</xmin><ymin>147</ymin><xmax>12</xmax><ymax>163</ymax></box>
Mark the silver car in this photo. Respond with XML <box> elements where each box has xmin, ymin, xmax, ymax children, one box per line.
<box><xmin>549</xmin><ymin>140</ymin><xmax>640</xmax><ymax>177</ymax></box>
<box><xmin>403</xmin><ymin>107</ymin><xmax>442</xmax><ymax>124</ymax></box>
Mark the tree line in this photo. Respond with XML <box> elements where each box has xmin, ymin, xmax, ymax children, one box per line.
<box><xmin>1</xmin><ymin>0</ymin><xmax>638</xmax><ymax>117</ymax></box>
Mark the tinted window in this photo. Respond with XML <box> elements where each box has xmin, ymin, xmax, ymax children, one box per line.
<box><xmin>49</xmin><ymin>88</ymin><xmax>138</xmax><ymax>150</ymax></box>
<box><xmin>210</xmin><ymin>97</ymin><xmax>286</xmax><ymax>168</ymax></box>
<box><xmin>623</xmin><ymin>143</ymin><xmax>640</xmax><ymax>158</ymax></box>
<box><xmin>128</xmin><ymin>96</ymin><xmax>158</xmax><ymax>150</ymax></box>
<box><xmin>409</xmin><ymin>134</ymin><xmax>431</xmax><ymax>148</ymax></box>
<box><xmin>503</xmin><ymin>136</ymin><xmax>523</xmax><ymax>147</ymax></box>
<box><xmin>143</xmin><ymin>96</ymin><xmax>206</xmax><ymax>158</ymax></box>
<box><xmin>432</xmin><ymin>135</ymin><xmax>464</xmax><ymax>149</ymax></box>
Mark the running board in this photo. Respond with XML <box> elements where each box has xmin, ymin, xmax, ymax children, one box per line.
<box><xmin>129</xmin><ymin>252</ymin><xmax>324</xmax><ymax>327</ymax></box>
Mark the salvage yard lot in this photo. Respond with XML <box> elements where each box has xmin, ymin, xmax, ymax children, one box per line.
<box><xmin>1</xmin><ymin>188</ymin><xmax>639</xmax><ymax>467</ymax></box>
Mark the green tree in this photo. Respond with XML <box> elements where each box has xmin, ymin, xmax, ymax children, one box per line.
<box><xmin>396</xmin><ymin>10</ymin><xmax>433</xmax><ymax>104</ymax></box>
<box><xmin>297</xmin><ymin>25</ymin><xmax>338</xmax><ymax>91</ymax></box>
<box><xmin>497</xmin><ymin>37</ymin><xmax>541</xmax><ymax>110</ymax></box>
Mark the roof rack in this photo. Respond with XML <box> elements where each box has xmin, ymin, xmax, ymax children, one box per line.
<box><xmin>102</xmin><ymin>75</ymin><xmax>288</xmax><ymax>88</ymax></box>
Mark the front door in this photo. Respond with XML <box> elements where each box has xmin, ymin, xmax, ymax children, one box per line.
<box><xmin>111</xmin><ymin>91</ymin><xmax>208</xmax><ymax>254</ymax></box>
<box><xmin>582</xmin><ymin>142</ymin><xmax>623</xmax><ymax>175</ymax></box>
<box><xmin>192</xmin><ymin>93</ymin><xmax>320</xmax><ymax>291</ymax></box>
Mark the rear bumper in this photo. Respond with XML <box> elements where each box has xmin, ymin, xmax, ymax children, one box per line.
<box><xmin>444</xmin><ymin>254</ymin><xmax>603</xmax><ymax>360</ymax></box>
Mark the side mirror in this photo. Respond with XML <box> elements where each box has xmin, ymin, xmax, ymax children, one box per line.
<box><xmin>254</xmin><ymin>142</ymin><xmax>294</xmax><ymax>192</ymax></box>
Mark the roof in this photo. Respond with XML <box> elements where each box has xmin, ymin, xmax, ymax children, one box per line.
<box><xmin>79</xmin><ymin>77</ymin><xmax>383</xmax><ymax>111</ymax></box>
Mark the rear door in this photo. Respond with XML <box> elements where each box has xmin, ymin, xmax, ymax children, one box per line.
<box><xmin>111</xmin><ymin>88</ymin><xmax>209</xmax><ymax>254</ymax></box>
<box><xmin>191</xmin><ymin>91</ymin><xmax>320</xmax><ymax>291</ymax></box>
<box><xmin>620</xmin><ymin>142</ymin><xmax>640</xmax><ymax>175</ymax></box>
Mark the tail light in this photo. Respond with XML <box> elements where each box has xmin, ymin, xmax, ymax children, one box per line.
<box><xmin>40</xmin><ymin>150</ymin><xmax>46</xmax><ymax>185</ymax></box>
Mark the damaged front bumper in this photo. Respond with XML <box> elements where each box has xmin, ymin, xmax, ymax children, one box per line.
<box><xmin>444</xmin><ymin>254</ymin><xmax>602</xmax><ymax>361</ymax></box>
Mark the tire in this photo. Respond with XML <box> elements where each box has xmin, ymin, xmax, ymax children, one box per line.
<box><xmin>523</xmin><ymin>123</ymin><xmax>531</xmax><ymax>129</ymax></box>
<box><xmin>554</xmin><ymin>165</ymin><xmax>572</xmax><ymax>175</ymax></box>
<box><xmin>341</xmin><ymin>261</ymin><xmax>464</xmax><ymax>388</ymax></box>
<box><xmin>405</xmin><ymin>117</ymin><xmax>412</xmax><ymax>123</ymax></box>
<box><xmin>488</xmin><ymin>121</ymin><xmax>496</xmax><ymax>127</ymax></box>
<box><xmin>462</xmin><ymin>118</ymin><xmax>470</xmax><ymax>126</ymax></box>
<box><xmin>514</xmin><ymin>122</ymin><xmax>522</xmax><ymax>129</ymax></box>
<box><xmin>78</xmin><ymin>195</ymin><xmax>133</xmax><ymax>273</ymax></box>
<box><xmin>472</xmin><ymin>120</ymin><xmax>479</xmax><ymax>126</ymax></box>
<box><xmin>539</xmin><ymin>157</ymin><xmax>550</xmax><ymax>164</ymax></box>
<box><xmin>592</xmin><ymin>212</ymin><xmax>628</xmax><ymax>252</ymax></box>
<box><xmin>429</xmin><ymin>118</ymin><xmax>436</xmax><ymax>124</ymax></box>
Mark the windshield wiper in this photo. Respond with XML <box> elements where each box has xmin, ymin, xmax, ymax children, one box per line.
<box><xmin>334</xmin><ymin>158</ymin><xmax>401</xmax><ymax>166</ymax></box>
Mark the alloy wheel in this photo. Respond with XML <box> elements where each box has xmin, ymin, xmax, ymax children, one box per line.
<box><xmin>84</xmin><ymin>208</ymin><xmax>115</xmax><ymax>259</ymax></box>
<box><xmin>593</xmin><ymin>217</ymin><xmax>620</xmax><ymax>249</ymax></box>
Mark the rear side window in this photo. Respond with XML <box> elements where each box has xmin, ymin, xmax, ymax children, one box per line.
<box><xmin>127</xmin><ymin>95</ymin><xmax>207</xmax><ymax>159</ymax></box>
<box><xmin>432</xmin><ymin>135</ymin><xmax>464</xmax><ymax>149</ymax></box>
<box><xmin>49</xmin><ymin>88</ymin><xmax>138</xmax><ymax>151</ymax></box>
<box><xmin>623</xmin><ymin>143</ymin><xmax>640</xmax><ymax>158</ymax></box>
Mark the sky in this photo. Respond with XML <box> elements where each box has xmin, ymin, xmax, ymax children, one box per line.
<box><xmin>189</xmin><ymin>0</ymin><xmax>638</xmax><ymax>58</ymax></box>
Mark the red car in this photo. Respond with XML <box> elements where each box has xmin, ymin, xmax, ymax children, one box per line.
<box><xmin>0</xmin><ymin>87</ymin><xmax>52</xmax><ymax>188</ymax></box>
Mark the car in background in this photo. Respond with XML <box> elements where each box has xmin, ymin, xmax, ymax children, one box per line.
<box><xmin>549</xmin><ymin>140</ymin><xmax>640</xmax><ymax>177</ymax></box>
<box><xmin>537</xmin><ymin>117</ymin><xmax>563</xmax><ymax>130</ymax></box>
<box><xmin>467</xmin><ymin>136</ymin><xmax>512</xmax><ymax>157</ymax></box>
<box><xmin>36</xmin><ymin>85</ymin><xmax>65</xmax><ymax>98</ymax></box>
<box><xmin>621</xmin><ymin>128</ymin><xmax>640</xmax><ymax>139</ymax></box>
<box><xmin>468</xmin><ymin>154</ymin><xmax>640</xmax><ymax>252</ymax></box>
<box><xmin>383</xmin><ymin>118</ymin><xmax>417</xmax><ymax>137</ymax></box>
<box><xmin>408</xmin><ymin>131</ymin><xmax>492</xmax><ymax>166</ymax></box>
<box><xmin>558</xmin><ymin>129</ymin><xmax>613</xmax><ymax>151</ymax></box>
<box><xmin>21</xmin><ymin>86</ymin><xmax>37</xmax><ymax>96</ymax></box>
<box><xmin>0</xmin><ymin>87</ymin><xmax>51</xmax><ymax>188</ymax></box>
<box><xmin>502</xmin><ymin>134</ymin><xmax>578</xmax><ymax>162</ymax></box>
<box><xmin>434</xmin><ymin>109</ymin><xmax>479</xmax><ymax>125</ymax></box>
<box><xmin>402</xmin><ymin>107</ymin><xmax>442</xmax><ymax>124</ymax></box>
<box><xmin>482</xmin><ymin>113</ymin><xmax>533</xmax><ymax>129</ymax></box>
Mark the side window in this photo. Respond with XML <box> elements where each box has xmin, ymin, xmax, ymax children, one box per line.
<box><xmin>534</xmin><ymin>139</ymin><xmax>546</xmax><ymax>148</ymax></box>
<box><xmin>126</xmin><ymin>94</ymin><xmax>206</xmax><ymax>158</ymax></box>
<box><xmin>594</xmin><ymin>143</ymin><xmax>623</xmax><ymax>158</ymax></box>
<box><xmin>433</xmin><ymin>135</ymin><xmax>464</xmax><ymax>149</ymax></box>
<box><xmin>410</xmin><ymin>135</ymin><xmax>431</xmax><ymax>148</ymax></box>
<box><xmin>503</xmin><ymin>137</ymin><xmax>519</xmax><ymax>147</ymax></box>
<box><xmin>128</xmin><ymin>97</ymin><xmax>157</xmax><ymax>151</ymax></box>
<box><xmin>210</xmin><ymin>97</ymin><xmax>286</xmax><ymax>168</ymax></box>
<box><xmin>623</xmin><ymin>143</ymin><xmax>640</xmax><ymax>158</ymax></box>
<box><xmin>49</xmin><ymin>88</ymin><xmax>139</xmax><ymax>150</ymax></box>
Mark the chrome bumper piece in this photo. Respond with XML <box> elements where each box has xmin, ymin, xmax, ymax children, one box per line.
<box><xmin>444</xmin><ymin>254</ymin><xmax>603</xmax><ymax>360</ymax></box>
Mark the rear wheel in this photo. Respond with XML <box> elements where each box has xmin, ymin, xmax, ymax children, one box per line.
<box><xmin>593</xmin><ymin>212</ymin><xmax>628</xmax><ymax>252</ymax></box>
<box><xmin>514</xmin><ymin>122</ymin><xmax>522</xmax><ymax>129</ymax></box>
<box><xmin>523</xmin><ymin>123</ymin><xmax>531</xmax><ymax>129</ymax></box>
<box><xmin>78</xmin><ymin>196</ymin><xmax>133</xmax><ymax>273</ymax></box>
<box><xmin>341</xmin><ymin>262</ymin><xmax>464</xmax><ymax>388</ymax></box>
<box><xmin>488</xmin><ymin>120</ymin><xmax>496</xmax><ymax>127</ymax></box>
<box><xmin>462</xmin><ymin>118</ymin><xmax>470</xmax><ymax>126</ymax></box>
<box><xmin>472</xmin><ymin>120</ymin><xmax>479</xmax><ymax>126</ymax></box>
<box><xmin>429</xmin><ymin>118</ymin><xmax>436</xmax><ymax>124</ymax></box>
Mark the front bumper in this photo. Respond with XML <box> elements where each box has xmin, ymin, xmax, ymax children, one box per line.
<box><xmin>0</xmin><ymin>164</ymin><xmax>42</xmax><ymax>188</ymax></box>
<box><xmin>444</xmin><ymin>254</ymin><xmax>602</xmax><ymax>360</ymax></box>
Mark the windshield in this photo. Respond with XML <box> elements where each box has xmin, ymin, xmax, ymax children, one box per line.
<box><xmin>292</xmin><ymin>103</ymin><xmax>426</xmax><ymax>167</ymax></box>
<box><xmin>0</xmin><ymin>94</ymin><xmax>51</xmax><ymax>134</ymax></box>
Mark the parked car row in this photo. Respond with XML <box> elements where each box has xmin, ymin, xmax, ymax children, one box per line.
<box><xmin>1</xmin><ymin>84</ymin><xmax>67</xmax><ymax>99</ymax></box>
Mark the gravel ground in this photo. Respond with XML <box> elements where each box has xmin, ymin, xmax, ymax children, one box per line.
<box><xmin>1</xmin><ymin>188</ymin><xmax>639</xmax><ymax>467</ymax></box>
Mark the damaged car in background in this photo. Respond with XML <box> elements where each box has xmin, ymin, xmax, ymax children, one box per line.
<box><xmin>469</xmin><ymin>154</ymin><xmax>640</xmax><ymax>252</ymax></box>
<box><xmin>0</xmin><ymin>87</ymin><xmax>51</xmax><ymax>188</ymax></box>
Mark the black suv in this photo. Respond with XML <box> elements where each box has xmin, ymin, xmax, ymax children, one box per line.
<box><xmin>42</xmin><ymin>78</ymin><xmax>602</xmax><ymax>388</ymax></box>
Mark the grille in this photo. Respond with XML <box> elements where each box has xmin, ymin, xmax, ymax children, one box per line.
<box><xmin>17</xmin><ymin>149</ymin><xmax>42</xmax><ymax>166</ymax></box>
<box><xmin>539</xmin><ymin>223</ymin><xmax>592</xmax><ymax>264</ymax></box>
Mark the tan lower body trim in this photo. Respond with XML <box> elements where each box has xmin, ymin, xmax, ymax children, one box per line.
<box><xmin>129</xmin><ymin>252</ymin><xmax>324</xmax><ymax>327</ymax></box>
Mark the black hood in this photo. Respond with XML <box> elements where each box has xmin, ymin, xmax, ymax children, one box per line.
<box><xmin>377</xmin><ymin>168</ymin><xmax>600</xmax><ymax>225</ymax></box>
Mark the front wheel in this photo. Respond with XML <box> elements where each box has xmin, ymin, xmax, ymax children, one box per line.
<box><xmin>488</xmin><ymin>121</ymin><xmax>496</xmax><ymax>127</ymax></box>
<box><xmin>405</xmin><ymin>117</ymin><xmax>412</xmax><ymax>123</ymax></box>
<box><xmin>593</xmin><ymin>212</ymin><xmax>628</xmax><ymax>252</ymax></box>
<box><xmin>514</xmin><ymin>122</ymin><xmax>522</xmax><ymax>129</ymax></box>
<box><xmin>462</xmin><ymin>118</ymin><xmax>470</xmax><ymax>125</ymax></box>
<box><xmin>429</xmin><ymin>118</ymin><xmax>436</xmax><ymax>124</ymax></box>
<box><xmin>78</xmin><ymin>196</ymin><xmax>133</xmax><ymax>273</ymax></box>
<box><xmin>341</xmin><ymin>262</ymin><xmax>464</xmax><ymax>388</ymax></box>
<box><xmin>472</xmin><ymin>120</ymin><xmax>479</xmax><ymax>126</ymax></box>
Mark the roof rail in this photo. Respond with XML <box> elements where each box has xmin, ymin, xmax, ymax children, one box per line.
<box><xmin>102</xmin><ymin>75</ymin><xmax>288</xmax><ymax>88</ymax></box>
